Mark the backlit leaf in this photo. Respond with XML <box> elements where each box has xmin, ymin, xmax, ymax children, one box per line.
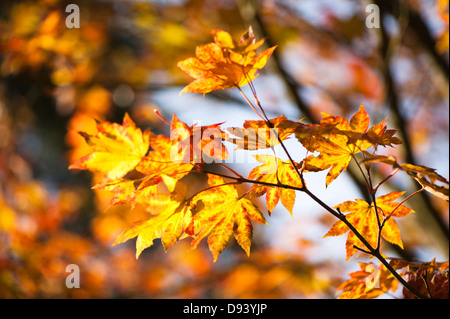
<box><xmin>226</xmin><ymin>115</ymin><xmax>295</xmax><ymax>150</ymax></box>
<box><xmin>301</xmin><ymin>105</ymin><xmax>398</xmax><ymax>186</ymax></box>
<box><xmin>169</xmin><ymin>114</ymin><xmax>229</xmax><ymax>163</ymax></box>
<box><xmin>69</xmin><ymin>113</ymin><xmax>150</xmax><ymax>183</ymax></box>
<box><xmin>247</xmin><ymin>155</ymin><xmax>304</xmax><ymax>215</ymax></box>
<box><xmin>362</xmin><ymin>153</ymin><xmax>449</xmax><ymax>201</ymax></box>
<box><xmin>337</xmin><ymin>262</ymin><xmax>398</xmax><ymax>299</ymax></box>
<box><xmin>324</xmin><ymin>192</ymin><xmax>414</xmax><ymax>260</ymax></box>
<box><xmin>189</xmin><ymin>175</ymin><xmax>267</xmax><ymax>261</ymax></box>
<box><xmin>113</xmin><ymin>181</ymin><xmax>193</xmax><ymax>258</ymax></box>
<box><xmin>177</xmin><ymin>27</ymin><xmax>277</xmax><ymax>94</ymax></box>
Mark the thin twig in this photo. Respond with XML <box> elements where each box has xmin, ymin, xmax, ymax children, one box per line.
<box><xmin>353</xmin><ymin>245</ymin><xmax>372</xmax><ymax>255</ymax></box>
<box><xmin>236</xmin><ymin>86</ymin><xmax>266</xmax><ymax>122</ymax></box>
<box><xmin>373</xmin><ymin>167</ymin><xmax>400</xmax><ymax>194</ymax></box>
<box><xmin>218</xmin><ymin>163</ymin><xmax>244</xmax><ymax>179</ymax></box>
<box><xmin>384</xmin><ymin>188</ymin><xmax>425</xmax><ymax>222</ymax></box>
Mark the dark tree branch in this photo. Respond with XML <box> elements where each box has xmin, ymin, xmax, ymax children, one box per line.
<box><xmin>376</xmin><ymin>0</ymin><xmax>449</xmax><ymax>241</ymax></box>
<box><xmin>376</xmin><ymin>0</ymin><xmax>449</xmax><ymax>81</ymax></box>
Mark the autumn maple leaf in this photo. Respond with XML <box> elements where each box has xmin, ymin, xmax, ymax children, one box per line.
<box><xmin>226</xmin><ymin>115</ymin><xmax>295</xmax><ymax>150</ymax></box>
<box><xmin>92</xmin><ymin>175</ymin><xmax>164</xmax><ymax>210</ymax></box>
<box><xmin>301</xmin><ymin>105</ymin><xmax>395</xmax><ymax>186</ymax></box>
<box><xmin>69</xmin><ymin>113</ymin><xmax>151</xmax><ymax>183</ymax></box>
<box><xmin>337</xmin><ymin>262</ymin><xmax>398</xmax><ymax>299</ymax></box>
<box><xmin>113</xmin><ymin>180</ymin><xmax>193</xmax><ymax>258</ymax></box>
<box><xmin>324</xmin><ymin>191</ymin><xmax>414</xmax><ymax>260</ymax></box>
<box><xmin>362</xmin><ymin>153</ymin><xmax>449</xmax><ymax>202</ymax></box>
<box><xmin>177</xmin><ymin>26</ymin><xmax>277</xmax><ymax>95</ymax></box>
<box><xmin>389</xmin><ymin>258</ymin><xmax>449</xmax><ymax>299</ymax></box>
<box><xmin>170</xmin><ymin>113</ymin><xmax>229</xmax><ymax>163</ymax></box>
<box><xmin>188</xmin><ymin>174</ymin><xmax>267</xmax><ymax>261</ymax></box>
<box><xmin>92</xmin><ymin>178</ymin><xmax>138</xmax><ymax>207</ymax></box>
<box><xmin>247</xmin><ymin>155</ymin><xmax>304</xmax><ymax>215</ymax></box>
<box><xmin>135</xmin><ymin>133</ymin><xmax>195</xmax><ymax>187</ymax></box>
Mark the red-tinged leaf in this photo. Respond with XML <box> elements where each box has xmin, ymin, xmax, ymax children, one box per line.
<box><xmin>177</xmin><ymin>27</ymin><xmax>276</xmax><ymax>94</ymax></box>
<box><xmin>324</xmin><ymin>192</ymin><xmax>414</xmax><ymax>260</ymax></box>
<box><xmin>301</xmin><ymin>105</ymin><xmax>399</xmax><ymax>186</ymax></box>
<box><xmin>349</xmin><ymin>105</ymin><xmax>370</xmax><ymax>132</ymax></box>
<box><xmin>337</xmin><ymin>262</ymin><xmax>398</xmax><ymax>299</ymax></box>
<box><xmin>226</xmin><ymin>115</ymin><xmax>295</xmax><ymax>150</ymax></box>
<box><xmin>247</xmin><ymin>154</ymin><xmax>304</xmax><ymax>215</ymax></box>
<box><xmin>361</xmin><ymin>152</ymin><xmax>399</xmax><ymax>166</ymax></box>
<box><xmin>69</xmin><ymin>113</ymin><xmax>150</xmax><ymax>183</ymax></box>
<box><xmin>170</xmin><ymin>114</ymin><xmax>229</xmax><ymax>163</ymax></box>
<box><xmin>189</xmin><ymin>174</ymin><xmax>267</xmax><ymax>261</ymax></box>
<box><xmin>392</xmin><ymin>258</ymin><xmax>450</xmax><ymax>299</ymax></box>
<box><xmin>92</xmin><ymin>179</ymin><xmax>136</xmax><ymax>207</ymax></box>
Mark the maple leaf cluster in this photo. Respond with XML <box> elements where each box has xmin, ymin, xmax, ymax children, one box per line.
<box><xmin>70</xmin><ymin>112</ymin><xmax>256</xmax><ymax>261</ymax></box>
<box><xmin>69</xmin><ymin>27</ymin><xmax>449</xmax><ymax>299</ymax></box>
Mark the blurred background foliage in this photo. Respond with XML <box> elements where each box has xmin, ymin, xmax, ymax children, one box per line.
<box><xmin>0</xmin><ymin>0</ymin><xmax>448</xmax><ymax>298</ymax></box>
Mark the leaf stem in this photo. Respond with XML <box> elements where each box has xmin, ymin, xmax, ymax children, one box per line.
<box><xmin>238</xmin><ymin>86</ymin><xmax>306</xmax><ymax>186</ymax></box>
<box><xmin>351</xmin><ymin>154</ymin><xmax>372</xmax><ymax>197</ymax></box>
<box><xmin>236</xmin><ymin>86</ymin><xmax>266</xmax><ymax>122</ymax></box>
<box><xmin>153</xmin><ymin>109</ymin><xmax>171</xmax><ymax>126</ymax></box>
<box><xmin>352</xmin><ymin>245</ymin><xmax>372</xmax><ymax>255</ymax></box>
<box><xmin>373</xmin><ymin>167</ymin><xmax>400</xmax><ymax>194</ymax></box>
<box><xmin>354</xmin><ymin>153</ymin><xmax>383</xmax><ymax>251</ymax></box>
<box><xmin>218</xmin><ymin>163</ymin><xmax>244</xmax><ymax>179</ymax></box>
<box><xmin>384</xmin><ymin>188</ymin><xmax>425</xmax><ymax>222</ymax></box>
<box><xmin>203</xmin><ymin>170</ymin><xmax>304</xmax><ymax>192</ymax></box>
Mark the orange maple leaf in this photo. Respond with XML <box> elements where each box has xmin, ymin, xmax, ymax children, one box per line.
<box><xmin>68</xmin><ymin>113</ymin><xmax>150</xmax><ymax>183</ymax></box>
<box><xmin>92</xmin><ymin>178</ymin><xmax>137</xmax><ymax>207</ymax></box>
<box><xmin>188</xmin><ymin>174</ymin><xmax>268</xmax><ymax>261</ymax></box>
<box><xmin>177</xmin><ymin>26</ymin><xmax>277</xmax><ymax>94</ymax></box>
<box><xmin>337</xmin><ymin>262</ymin><xmax>398</xmax><ymax>299</ymax></box>
<box><xmin>301</xmin><ymin>105</ymin><xmax>395</xmax><ymax>186</ymax></box>
<box><xmin>135</xmin><ymin>133</ymin><xmax>195</xmax><ymax>187</ymax></box>
<box><xmin>324</xmin><ymin>191</ymin><xmax>414</xmax><ymax>260</ymax></box>
<box><xmin>226</xmin><ymin>115</ymin><xmax>295</xmax><ymax>150</ymax></box>
<box><xmin>170</xmin><ymin>113</ymin><xmax>229</xmax><ymax>163</ymax></box>
<box><xmin>92</xmin><ymin>175</ymin><xmax>163</xmax><ymax>210</ymax></box>
<box><xmin>247</xmin><ymin>155</ymin><xmax>304</xmax><ymax>215</ymax></box>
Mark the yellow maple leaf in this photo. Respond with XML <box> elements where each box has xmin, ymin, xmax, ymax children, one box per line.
<box><xmin>69</xmin><ymin>113</ymin><xmax>150</xmax><ymax>183</ymax></box>
<box><xmin>189</xmin><ymin>174</ymin><xmax>268</xmax><ymax>261</ymax></box>
<box><xmin>135</xmin><ymin>133</ymin><xmax>195</xmax><ymax>184</ymax></box>
<box><xmin>247</xmin><ymin>155</ymin><xmax>304</xmax><ymax>215</ymax></box>
<box><xmin>113</xmin><ymin>181</ymin><xmax>192</xmax><ymax>258</ymax></box>
<box><xmin>324</xmin><ymin>191</ymin><xmax>414</xmax><ymax>260</ymax></box>
<box><xmin>169</xmin><ymin>113</ymin><xmax>229</xmax><ymax>163</ymax></box>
